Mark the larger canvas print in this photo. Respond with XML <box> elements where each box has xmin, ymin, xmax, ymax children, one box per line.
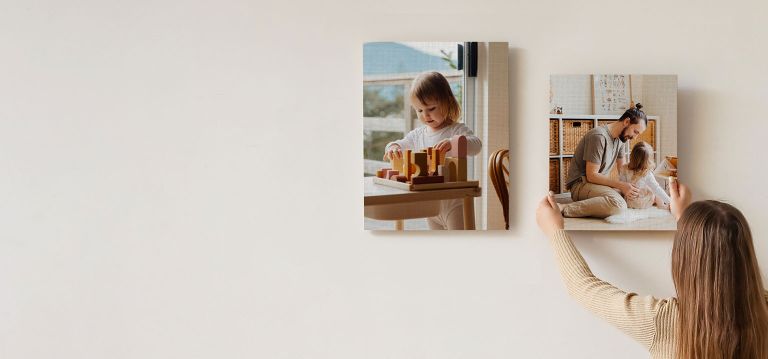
<box><xmin>364</xmin><ymin>42</ymin><xmax>510</xmax><ymax>230</ymax></box>
<box><xmin>549</xmin><ymin>74</ymin><xmax>678</xmax><ymax>231</ymax></box>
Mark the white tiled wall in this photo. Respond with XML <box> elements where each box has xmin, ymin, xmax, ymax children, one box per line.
<box><xmin>549</xmin><ymin>74</ymin><xmax>593</xmax><ymax>115</ymax></box>
<box><xmin>549</xmin><ymin>74</ymin><xmax>678</xmax><ymax>159</ymax></box>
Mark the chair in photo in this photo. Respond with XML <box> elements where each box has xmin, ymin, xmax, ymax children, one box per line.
<box><xmin>488</xmin><ymin>149</ymin><xmax>510</xmax><ymax>229</ymax></box>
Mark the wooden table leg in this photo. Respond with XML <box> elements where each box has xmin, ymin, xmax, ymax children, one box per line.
<box><xmin>463</xmin><ymin>197</ymin><xmax>475</xmax><ymax>230</ymax></box>
<box><xmin>395</xmin><ymin>220</ymin><xmax>404</xmax><ymax>230</ymax></box>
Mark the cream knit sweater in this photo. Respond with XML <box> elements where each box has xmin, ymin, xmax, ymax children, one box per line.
<box><xmin>549</xmin><ymin>229</ymin><xmax>768</xmax><ymax>358</ymax></box>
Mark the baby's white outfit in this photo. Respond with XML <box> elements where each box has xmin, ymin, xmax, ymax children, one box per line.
<box><xmin>619</xmin><ymin>168</ymin><xmax>671</xmax><ymax>209</ymax></box>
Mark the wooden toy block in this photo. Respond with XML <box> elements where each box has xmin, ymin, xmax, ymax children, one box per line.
<box><xmin>389</xmin><ymin>156</ymin><xmax>403</xmax><ymax>175</ymax></box>
<box><xmin>385</xmin><ymin>170</ymin><xmax>399</xmax><ymax>180</ymax></box>
<box><xmin>403</xmin><ymin>149</ymin><xmax>412</xmax><ymax>180</ymax></box>
<box><xmin>428</xmin><ymin>148</ymin><xmax>440</xmax><ymax>175</ymax></box>
<box><xmin>376</xmin><ymin>168</ymin><xmax>391</xmax><ymax>179</ymax></box>
<box><xmin>439</xmin><ymin>150</ymin><xmax>446</xmax><ymax>169</ymax></box>
<box><xmin>437</xmin><ymin>164</ymin><xmax>444</xmax><ymax>176</ymax></box>
<box><xmin>443</xmin><ymin>159</ymin><xmax>457</xmax><ymax>182</ymax></box>
<box><xmin>394</xmin><ymin>175</ymin><xmax>407</xmax><ymax>183</ymax></box>
<box><xmin>412</xmin><ymin>152</ymin><xmax>428</xmax><ymax>177</ymax></box>
<box><xmin>411</xmin><ymin>175</ymin><xmax>445</xmax><ymax>185</ymax></box>
<box><xmin>448</xmin><ymin>135</ymin><xmax>467</xmax><ymax>158</ymax></box>
<box><xmin>426</xmin><ymin>147</ymin><xmax>433</xmax><ymax>173</ymax></box>
<box><xmin>455</xmin><ymin>157</ymin><xmax>468</xmax><ymax>181</ymax></box>
<box><xmin>443</xmin><ymin>157</ymin><xmax>467</xmax><ymax>182</ymax></box>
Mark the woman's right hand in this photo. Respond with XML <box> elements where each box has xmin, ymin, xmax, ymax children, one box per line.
<box><xmin>383</xmin><ymin>144</ymin><xmax>402</xmax><ymax>161</ymax></box>
<box><xmin>669</xmin><ymin>177</ymin><xmax>691</xmax><ymax>221</ymax></box>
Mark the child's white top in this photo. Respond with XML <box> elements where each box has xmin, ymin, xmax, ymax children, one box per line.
<box><xmin>384</xmin><ymin>122</ymin><xmax>482</xmax><ymax>156</ymax></box>
<box><xmin>619</xmin><ymin>169</ymin><xmax>671</xmax><ymax>204</ymax></box>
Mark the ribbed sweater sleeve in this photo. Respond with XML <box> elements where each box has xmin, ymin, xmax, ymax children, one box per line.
<box><xmin>549</xmin><ymin>229</ymin><xmax>666</xmax><ymax>350</ymax></box>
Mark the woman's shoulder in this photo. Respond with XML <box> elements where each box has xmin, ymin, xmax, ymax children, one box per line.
<box><xmin>658</xmin><ymin>296</ymin><xmax>678</xmax><ymax>308</ymax></box>
<box><xmin>648</xmin><ymin>297</ymin><xmax>679</xmax><ymax>352</ymax></box>
<box><xmin>651</xmin><ymin>296</ymin><xmax>679</xmax><ymax>324</ymax></box>
<box><xmin>639</xmin><ymin>294</ymin><xmax>677</xmax><ymax>310</ymax></box>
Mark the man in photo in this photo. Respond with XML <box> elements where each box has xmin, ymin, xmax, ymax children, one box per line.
<box><xmin>560</xmin><ymin>104</ymin><xmax>647</xmax><ymax>218</ymax></box>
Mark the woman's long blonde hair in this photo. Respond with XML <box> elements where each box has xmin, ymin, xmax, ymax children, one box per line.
<box><xmin>672</xmin><ymin>201</ymin><xmax>768</xmax><ymax>358</ymax></box>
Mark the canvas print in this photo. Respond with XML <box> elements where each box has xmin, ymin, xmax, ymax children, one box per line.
<box><xmin>549</xmin><ymin>74</ymin><xmax>678</xmax><ymax>230</ymax></box>
<box><xmin>364</xmin><ymin>42</ymin><xmax>510</xmax><ymax>230</ymax></box>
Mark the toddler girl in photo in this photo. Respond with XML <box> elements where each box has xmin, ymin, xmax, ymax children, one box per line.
<box><xmin>383</xmin><ymin>71</ymin><xmax>482</xmax><ymax>230</ymax></box>
<box><xmin>619</xmin><ymin>142</ymin><xmax>670</xmax><ymax>210</ymax></box>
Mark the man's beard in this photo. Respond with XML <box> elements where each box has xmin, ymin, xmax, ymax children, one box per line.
<box><xmin>619</xmin><ymin>128</ymin><xmax>629</xmax><ymax>142</ymax></box>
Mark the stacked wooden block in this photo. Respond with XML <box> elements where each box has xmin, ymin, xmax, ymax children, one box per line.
<box><xmin>376</xmin><ymin>135</ymin><xmax>469</xmax><ymax>185</ymax></box>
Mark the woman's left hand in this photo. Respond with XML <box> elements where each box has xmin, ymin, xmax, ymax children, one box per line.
<box><xmin>434</xmin><ymin>139</ymin><xmax>452</xmax><ymax>154</ymax></box>
<box><xmin>537</xmin><ymin>192</ymin><xmax>564</xmax><ymax>236</ymax></box>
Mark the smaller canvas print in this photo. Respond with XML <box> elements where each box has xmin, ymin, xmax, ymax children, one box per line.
<box><xmin>549</xmin><ymin>74</ymin><xmax>678</xmax><ymax>231</ymax></box>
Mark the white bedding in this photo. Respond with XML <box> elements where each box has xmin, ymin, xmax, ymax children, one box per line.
<box><xmin>605</xmin><ymin>207</ymin><xmax>671</xmax><ymax>224</ymax></box>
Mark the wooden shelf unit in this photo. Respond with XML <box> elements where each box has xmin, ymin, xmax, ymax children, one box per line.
<box><xmin>549</xmin><ymin>114</ymin><xmax>660</xmax><ymax>194</ymax></box>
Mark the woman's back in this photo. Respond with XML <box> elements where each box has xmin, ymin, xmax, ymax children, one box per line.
<box><xmin>671</xmin><ymin>201</ymin><xmax>768</xmax><ymax>358</ymax></box>
<box><xmin>547</xmin><ymin>229</ymin><xmax>768</xmax><ymax>359</ymax></box>
<box><xmin>538</xmin><ymin>183</ymin><xmax>768</xmax><ymax>358</ymax></box>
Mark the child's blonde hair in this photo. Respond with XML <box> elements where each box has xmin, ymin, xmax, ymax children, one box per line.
<box><xmin>627</xmin><ymin>141</ymin><xmax>655</xmax><ymax>181</ymax></box>
<box><xmin>409</xmin><ymin>71</ymin><xmax>461</xmax><ymax>123</ymax></box>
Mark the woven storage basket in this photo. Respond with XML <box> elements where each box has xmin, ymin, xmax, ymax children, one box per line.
<box><xmin>563</xmin><ymin>120</ymin><xmax>594</xmax><ymax>155</ymax></box>
<box><xmin>561</xmin><ymin>157</ymin><xmax>573</xmax><ymax>193</ymax></box>
<box><xmin>630</xmin><ymin>119</ymin><xmax>656</xmax><ymax>150</ymax></box>
<box><xmin>549</xmin><ymin>159</ymin><xmax>560</xmax><ymax>194</ymax></box>
<box><xmin>549</xmin><ymin>119</ymin><xmax>559</xmax><ymax>155</ymax></box>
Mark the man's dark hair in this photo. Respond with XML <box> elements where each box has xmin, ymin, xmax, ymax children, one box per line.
<box><xmin>620</xmin><ymin>103</ymin><xmax>647</xmax><ymax>125</ymax></box>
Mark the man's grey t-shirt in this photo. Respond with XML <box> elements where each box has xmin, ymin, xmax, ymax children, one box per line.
<box><xmin>565</xmin><ymin>125</ymin><xmax>628</xmax><ymax>189</ymax></box>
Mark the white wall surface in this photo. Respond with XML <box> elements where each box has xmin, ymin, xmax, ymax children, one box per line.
<box><xmin>1</xmin><ymin>0</ymin><xmax>766</xmax><ymax>358</ymax></box>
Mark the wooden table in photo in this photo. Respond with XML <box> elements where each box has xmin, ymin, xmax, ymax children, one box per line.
<box><xmin>364</xmin><ymin>177</ymin><xmax>482</xmax><ymax>230</ymax></box>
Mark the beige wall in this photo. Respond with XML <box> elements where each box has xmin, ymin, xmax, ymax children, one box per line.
<box><xmin>1</xmin><ymin>0</ymin><xmax>767</xmax><ymax>358</ymax></box>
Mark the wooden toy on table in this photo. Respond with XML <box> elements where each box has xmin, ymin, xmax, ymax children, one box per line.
<box><xmin>375</xmin><ymin>135</ymin><xmax>478</xmax><ymax>191</ymax></box>
<box><xmin>428</xmin><ymin>147</ymin><xmax>441</xmax><ymax>175</ymax></box>
<box><xmin>403</xmin><ymin>149</ymin><xmax>413</xmax><ymax>180</ymax></box>
<box><xmin>412</xmin><ymin>151</ymin><xmax>428</xmax><ymax>177</ymax></box>
<box><xmin>390</xmin><ymin>156</ymin><xmax>403</xmax><ymax>177</ymax></box>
